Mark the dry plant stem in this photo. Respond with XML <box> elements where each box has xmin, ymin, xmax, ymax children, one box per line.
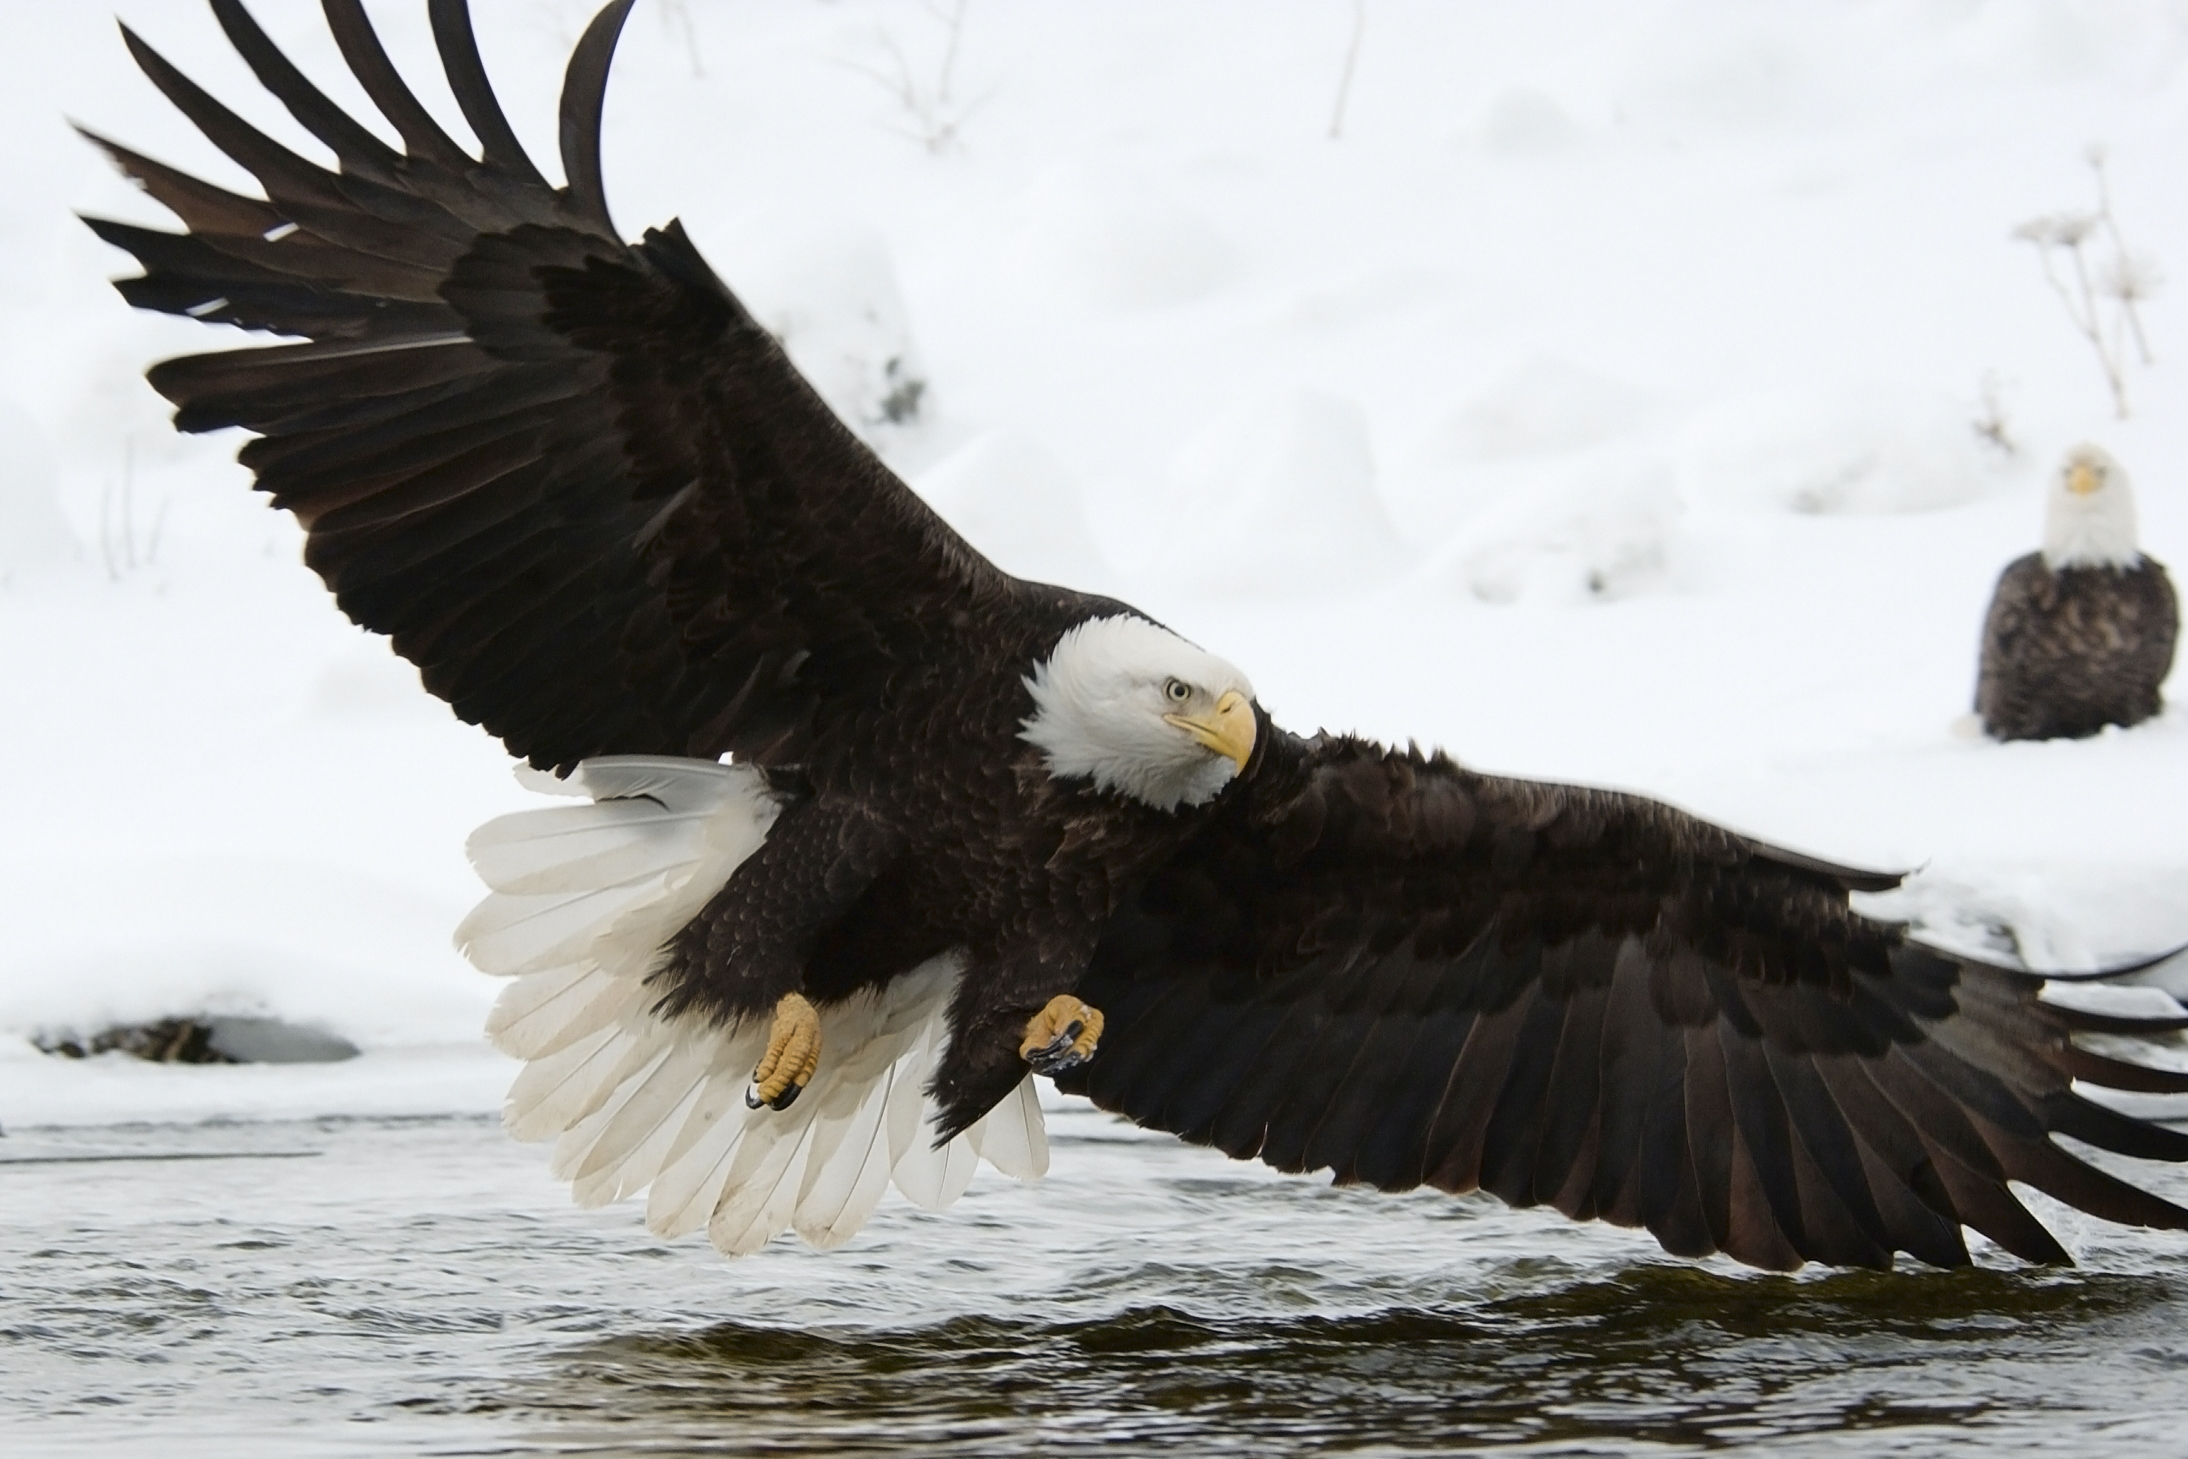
<box><xmin>2091</xmin><ymin>155</ymin><xmax>2154</xmax><ymax>366</ymax></box>
<box><xmin>931</xmin><ymin>0</ymin><xmax>967</xmax><ymax>107</ymax></box>
<box><xmin>2014</xmin><ymin>149</ymin><xmax>2157</xmax><ymax>420</ymax></box>
<box><xmin>2069</xmin><ymin>240</ymin><xmax>2128</xmax><ymax>418</ymax></box>
<box><xmin>1973</xmin><ymin>371</ymin><xmax>2017</xmax><ymax>457</ymax></box>
<box><xmin>99</xmin><ymin>438</ymin><xmax>168</xmax><ymax>582</ymax></box>
<box><xmin>1329</xmin><ymin>0</ymin><xmax>1366</xmax><ymax>139</ymax></box>
<box><xmin>2012</xmin><ymin>148</ymin><xmax>2152</xmax><ymax>419</ymax></box>
<box><xmin>843</xmin><ymin>0</ymin><xmax>988</xmax><ymax>154</ymax></box>
<box><xmin>659</xmin><ymin>0</ymin><xmax>702</xmax><ymax>79</ymax></box>
<box><xmin>2029</xmin><ymin>233</ymin><xmax>2130</xmax><ymax>419</ymax></box>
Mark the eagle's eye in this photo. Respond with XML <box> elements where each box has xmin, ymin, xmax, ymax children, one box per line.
<box><xmin>1164</xmin><ymin>678</ymin><xmax>1192</xmax><ymax>703</ymax></box>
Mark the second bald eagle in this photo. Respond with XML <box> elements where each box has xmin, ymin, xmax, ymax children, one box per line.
<box><xmin>86</xmin><ymin>0</ymin><xmax>2188</xmax><ymax>1272</ymax></box>
<box><xmin>1977</xmin><ymin>444</ymin><xmax>2177</xmax><ymax>742</ymax></box>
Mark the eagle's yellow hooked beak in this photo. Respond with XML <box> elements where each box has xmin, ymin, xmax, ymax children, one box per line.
<box><xmin>2067</xmin><ymin>461</ymin><xmax>2103</xmax><ymax>495</ymax></box>
<box><xmin>1165</xmin><ymin>689</ymin><xmax>1256</xmax><ymax>773</ymax></box>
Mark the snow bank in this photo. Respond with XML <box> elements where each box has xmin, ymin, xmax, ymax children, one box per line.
<box><xmin>1409</xmin><ymin>449</ymin><xmax>1681</xmax><ymax>606</ymax></box>
<box><xmin>0</xmin><ymin>1038</ymin><xmax>508</xmax><ymax>1129</ymax></box>
<box><xmin>1142</xmin><ymin>390</ymin><xmax>1404</xmax><ymax>594</ymax></box>
<box><xmin>915</xmin><ymin>430</ymin><xmax>1113</xmax><ymax>589</ymax></box>
<box><xmin>1677</xmin><ymin>387</ymin><xmax>1999</xmax><ymax>517</ymax></box>
<box><xmin>1395</xmin><ymin>361</ymin><xmax>1674</xmax><ymax>604</ymax></box>
<box><xmin>1005</xmin><ymin>167</ymin><xmax>1238</xmax><ymax>312</ymax></box>
<box><xmin>1419</xmin><ymin>359</ymin><xmax>1659</xmax><ymax>467</ymax></box>
<box><xmin>1471</xmin><ymin>87</ymin><xmax>1584</xmax><ymax>156</ymax></box>
<box><xmin>0</xmin><ymin>0</ymin><xmax>2183</xmax><ymax>1130</ymax></box>
<box><xmin>0</xmin><ymin>399</ymin><xmax>77</xmax><ymax>578</ymax></box>
<box><xmin>0</xmin><ymin>851</ymin><xmax>492</xmax><ymax>1051</ymax></box>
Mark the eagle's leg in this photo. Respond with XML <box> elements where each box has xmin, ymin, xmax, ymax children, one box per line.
<box><xmin>1018</xmin><ymin>994</ymin><xmax>1104</xmax><ymax>1076</ymax></box>
<box><xmin>929</xmin><ymin>943</ymin><xmax>1105</xmax><ymax>1139</ymax></box>
<box><xmin>656</xmin><ymin>796</ymin><xmax>904</xmax><ymax>1112</ymax></box>
<box><xmin>746</xmin><ymin>992</ymin><xmax>822</xmax><ymax>1110</ymax></box>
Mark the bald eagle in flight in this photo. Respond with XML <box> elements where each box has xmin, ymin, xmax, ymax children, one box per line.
<box><xmin>1977</xmin><ymin>445</ymin><xmax>2177</xmax><ymax>742</ymax></box>
<box><xmin>85</xmin><ymin>0</ymin><xmax>2188</xmax><ymax>1272</ymax></box>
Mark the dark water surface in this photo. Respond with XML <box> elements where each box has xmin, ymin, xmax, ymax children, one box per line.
<box><xmin>3</xmin><ymin>1106</ymin><xmax>2186</xmax><ymax>1455</ymax></box>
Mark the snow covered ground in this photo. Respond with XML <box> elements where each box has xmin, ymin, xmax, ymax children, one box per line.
<box><xmin>2</xmin><ymin>0</ymin><xmax>2186</xmax><ymax>1128</ymax></box>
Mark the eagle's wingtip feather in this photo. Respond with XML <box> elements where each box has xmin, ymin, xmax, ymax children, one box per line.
<box><xmin>557</xmin><ymin>0</ymin><xmax>639</xmax><ymax>236</ymax></box>
<box><xmin>427</xmin><ymin>0</ymin><xmax>549</xmax><ymax>186</ymax></box>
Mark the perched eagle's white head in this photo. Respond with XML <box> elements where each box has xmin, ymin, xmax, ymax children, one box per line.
<box><xmin>2043</xmin><ymin>443</ymin><xmax>2142</xmax><ymax>570</ymax></box>
<box><xmin>1020</xmin><ymin>615</ymin><xmax>1258</xmax><ymax>811</ymax></box>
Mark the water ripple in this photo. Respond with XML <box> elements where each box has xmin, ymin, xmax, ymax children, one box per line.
<box><xmin>1</xmin><ymin>1112</ymin><xmax>2185</xmax><ymax>1455</ymax></box>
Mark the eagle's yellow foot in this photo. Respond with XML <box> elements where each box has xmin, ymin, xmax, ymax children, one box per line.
<box><xmin>1019</xmin><ymin>994</ymin><xmax>1104</xmax><ymax>1076</ymax></box>
<box><xmin>745</xmin><ymin>992</ymin><xmax>821</xmax><ymax>1110</ymax></box>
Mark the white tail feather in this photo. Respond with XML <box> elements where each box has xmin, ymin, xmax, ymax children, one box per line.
<box><xmin>568</xmin><ymin>1039</ymin><xmax>713</xmax><ymax>1188</ymax></box>
<box><xmin>486</xmin><ymin>966</ymin><xmax>644</xmax><ymax>1062</ymax></box>
<box><xmin>503</xmin><ymin>1024</ymin><xmax>622</xmax><ymax>1141</ymax></box>
<box><xmin>459</xmin><ymin>756</ymin><xmax>1050</xmax><ymax>1257</ymax></box>
<box><xmin>550</xmin><ymin>1044</ymin><xmax>674</xmax><ymax>1183</ymax></box>
<box><xmin>469</xmin><ymin>802</ymin><xmax>722</xmax><ymax>896</ymax></box>
<box><xmin>456</xmin><ymin>872</ymin><xmax>681</xmax><ymax>976</ymax></box>
<box><xmin>486</xmin><ymin>962</ymin><xmax>597</xmax><ymax>1043</ymax></box>
<box><xmin>645</xmin><ymin>1077</ymin><xmax>760</xmax><ymax>1238</ymax></box>
<box><xmin>894</xmin><ymin>1118</ymin><xmax>983</xmax><ymax>1212</ymax></box>
<box><xmin>971</xmin><ymin>1076</ymin><xmax>1050</xmax><ymax>1181</ymax></box>
<box><xmin>712</xmin><ymin>1119</ymin><xmax>819</xmax><ymax>1257</ymax></box>
<box><xmin>795</xmin><ymin>1070</ymin><xmax>899</xmax><ymax>1249</ymax></box>
<box><xmin>572</xmin><ymin>1068</ymin><xmax>709</xmax><ymax>1208</ymax></box>
<box><xmin>508</xmin><ymin>1022</ymin><xmax>663</xmax><ymax>1142</ymax></box>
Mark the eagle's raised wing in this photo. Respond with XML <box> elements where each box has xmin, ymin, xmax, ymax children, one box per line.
<box><xmin>83</xmin><ymin>0</ymin><xmax>1019</xmax><ymax>772</ymax></box>
<box><xmin>1064</xmin><ymin>731</ymin><xmax>2188</xmax><ymax>1270</ymax></box>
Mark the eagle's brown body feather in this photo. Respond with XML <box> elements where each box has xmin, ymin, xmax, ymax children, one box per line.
<box><xmin>1977</xmin><ymin>552</ymin><xmax>2176</xmax><ymax>741</ymax></box>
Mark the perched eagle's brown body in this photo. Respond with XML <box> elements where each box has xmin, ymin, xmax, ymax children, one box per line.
<box><xmin>1977</xmin><ymin>552</ymin><xmax>2177</xmax><ymax>741</ymax></box>
<box><xmin>84</xmin><ymin>0</ymin><xmax>2188</xmax><ymax>1272</ymax></box>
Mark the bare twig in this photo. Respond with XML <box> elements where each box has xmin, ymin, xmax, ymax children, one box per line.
<box><xmin>1972</xmin><ymin>370</ymin><xmax>2017</xmax><ymax>457</ymax></box>
<box><xmin>659</xmin><ymin>0</ymin><xmax>703</xmax><ymax>79</ymax></box>
<box><xmin>98</xmin><ymin>438</ymin><xmax>168</xmax><ymax>582</ymax></box>
<box><xmin>2013</xmin><ymin>150</ymin><xmax>2158</xmax><ymax>420</ymax></box>
<box><xmin>843</xmin><ymin>0</ymin><xmax>989</xmax><ymax>154</ymax></box>
<box><xmin>98</xmin><ymin>442</ymin><xmax>128</xmax><ymax>581</ymax></box>
<box><xmin>2088</xmin><ymin>148</ymin><xmax>2156</xmax><ymax>366</ymax></box>
<box><xmin>1329</xmin><ymin>0</ymin><xmax>1367</xmax><ymax>140</ymax></box>
<box><xmin>930</xmin><ymin>0</ymin><xmax>966</xmax><ymax>105</ymax></box>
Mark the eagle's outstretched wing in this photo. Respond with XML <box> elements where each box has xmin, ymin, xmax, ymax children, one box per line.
<box><xmin>1064</xmin><ymin>730</ymin><xmax>2188</xmax><ymax>1270</ymax></box>
<box><xmin>83</xmin><ymin>0</ymin><xmax>1019</xmax><ymax>772</ymax></box>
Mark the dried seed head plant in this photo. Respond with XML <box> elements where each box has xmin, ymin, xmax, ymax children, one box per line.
<box><xmin>2012</xmin><ymin>146</ymin><xmax>2161</xmax><ymax>419</ymax></box>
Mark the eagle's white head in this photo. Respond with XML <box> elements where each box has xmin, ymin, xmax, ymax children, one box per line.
<box><xmin>1020</xmin><ymin>614</ymin><xmax>1258</xmax><ymax>812</ymax></box>
<box><xmin>2043</xmin><ymin>443</ymin><xmax>2141</xmax><ymax>570</ymax></box>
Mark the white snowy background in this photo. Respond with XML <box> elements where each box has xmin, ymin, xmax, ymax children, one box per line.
<box><xmin>1</xmin><ymin>0</ymin><xmax>2184</xmax><ymax>1126</ymax></box>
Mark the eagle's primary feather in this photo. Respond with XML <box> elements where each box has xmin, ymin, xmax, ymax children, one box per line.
<box><xmin>88</xmin><ymin>0</ymin><xmax>2188</xmax><ymax>1270</ymax></box>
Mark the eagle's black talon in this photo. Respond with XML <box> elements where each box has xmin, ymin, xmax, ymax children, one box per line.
<box><xmin>745</xmin><ymin>1079</ymin><xmax>802</xmax><ymax>1111</ymax></box>
<box><xmin>1027</xmin><ymin>1027</ymin><xmax>1089</xmax><ymax>1076</ymax></box>
<box><xmin>1027</xmin><ymin>1047</ymin><xmax>1085</xmax><ymax>1076</ymax></box>
<box><xmin>1019</xmin><ymin>996</ymin><xmax>1104</xmax><ymax>1075</ymax></box>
